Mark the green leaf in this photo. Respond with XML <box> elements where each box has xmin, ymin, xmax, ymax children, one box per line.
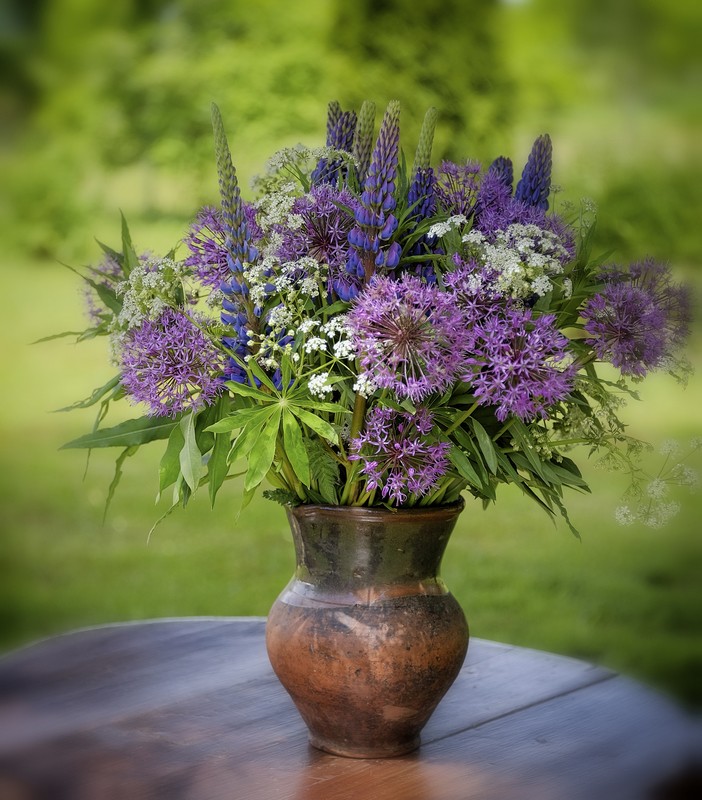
<box><xmin>282</xmin><ymin>409</ymin><xmax>310</xmax><ymax>487</ymax></box>
<box><xmin>206</xmin><ymin>406</ymin><xmax>275</xmax><ymax>433</ymax></box>
<box><xmin>94</xmin><ymin>282</ymin><xmax>121</xmax><ymax>315</ymax></box>
<box><xmin>120</xmin><ymin>212</ymin><xmax>139</xmax><ymax>274</ymax></box>
<box><xmin>246</xmin><ymin>358</ymin><xmax>279</xmax><ymax>392</ymax></box>
<box><xmin>290</xmin><ymin>407</ymin><xmax>339</xmax><ymax>443</ymax></box>
<box><xmin>159</xmin><ymin>423</ymin><xmax>185</xmax><ymax>496</ymax></box>
<box><xmin>471</xmin><ymin>418</ymin><xmax>498</xmax><ymax>475</ymax></box>
<box><xmin>244</xmin><ymin>409</ymin><xmax>282</xmax><ymax>491</ymax></box>
<box><xmin>294</xmin><ymin>400</ymin><xmax>349</xmax><ymax>414</ymax></box>
<box><xmin>33</xmin><ymin>330</ymin><xmax>87</xmax><ymax>344</ymax></box>
<box><xmin>306</xmin><ymin>438</ymin><xmax>339</xmax><ymax>504</ymax></box>
<box><xmin>224</xmin><ymin>380</ymin><xmax>274</xmax><ymax>402</ymax></box>
<box><xmin>55</xmin><ymin>375</ymin><xmax>122</xmax><ymax>412</ymax></box>
<box><xmin>61</xmin><ymin>415</ymin><xmax>179</xmax><ymax>450</ymax></box>
<box><xmin>206</xmin><ymin>395</ymin><xmax>233</xmax><ymax>507</ymax></box>
<box><xmin>103</xmin><ymin>446</ymin><xmax>138</xmax><ymax>523</ymax></box>
<box><xmin>227</xmin><ymin>406</ymin><xmax>279</xmax><ymax>464</ymax></box>
<box><xmin>448</xmin><ymin>446</ymin><xmax>482</xmax><ymax>489</ymax></box>
<box><xmin>179</xmin><ymin>412</ymin><xmax>205</xmax><ymax>493</ymax></box>
<box><xmin>208</xmin><ymin>428</ymin><xmax>231</xmax><ymax>507</ymax></box>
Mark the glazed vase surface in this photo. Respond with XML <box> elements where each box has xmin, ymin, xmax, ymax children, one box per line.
<box><xmin>265</xmin><ymin>500</ymin><xmax>469</xmax><ymax>758</ymax></box>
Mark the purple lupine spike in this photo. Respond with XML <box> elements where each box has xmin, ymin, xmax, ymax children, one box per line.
<box><xmin>406</xmin><ymin>166</ymin><xmax>440</xmax><ymax>279</ymax></box>
<box><xmin>514</xmin><ymin>134</ymin><xmax>552</xmax><ymax>211</ymax></box>
<box><xmin>342</xmin><ymin>100</ymin><xmax>400</xmax><ymax>291</ymax></box>
<box><xmin>311</xmin><ymin>110</ymin><xmax>358</xmax><ymax>186</ymax></box>
<box><xmin>487</xmin><ymin>156</ymin><xmax>514</xmax><ymax>192</ymax></box>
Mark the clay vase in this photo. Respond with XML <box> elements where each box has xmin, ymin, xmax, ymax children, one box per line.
<box><xmin>265</xmin><ymin>500</ymin><xmax>468</xmax><ymax>758</ymax></box>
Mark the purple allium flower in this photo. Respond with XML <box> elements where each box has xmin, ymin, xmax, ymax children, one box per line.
<box><xmin>184</xmin><ymin>205</ymin><xmax>261</xmax><ymax>289</ymax></box>
<box><xmin>444</xmin><ymin>257</ymin><xmax>509</xmax><ymax>325</ymax></box>
<box><xmin>436</xmin><ymin>160</ymin><xmax>482</xmax><ymax>216</ymax></box>
<box><xmin>349</xmin><ymin>407</ymin><xmax>450</xmax><ymax>505</ymax></box>
<box><xmin>275</xmin><ymin>183</ymin><xmax>355</xmax><ymax>271</ymax></box>
<box><xmin>462</xmin><ymin>308</ymin><xmax>575</xmax><ymax>422</ymax></box>
<box><xmin>343</xmin><ymin>101</ymin><xmax>401</xmax><ymax>293</ymax></box>
<box><xmin>582</xmin><ymin>258</ymin><xmax>691</xmax><ymax>378</ymax></box>
<box><xmin>120</xmin><ymin>308</ymin><xmax>225</xmax><ymax>417</ymax></box>
<box><xmin>514</xmin><ymin>134</ymin><xmax>552</xmax><ymax>211</ymax></box>
<box><xmin>311</xmin><ymin>107</ymin><xmax>357</xmax><ymax>186</ymax></box>
<box><xmin>347</xmin><ymin>273</ymin><xmax>465</xmax><ymax>402</ymax></box>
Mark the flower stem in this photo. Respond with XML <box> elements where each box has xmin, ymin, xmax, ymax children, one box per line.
<box><xmin>444</xmin><ymin>401</ymin><xmax>479</xmax><ymax>436</ymax></box>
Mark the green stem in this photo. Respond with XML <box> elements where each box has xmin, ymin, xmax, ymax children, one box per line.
<box><xmin>444</xmin><ymin>401</ymin><xmax>479</xmax><ymax>436</ymax></box>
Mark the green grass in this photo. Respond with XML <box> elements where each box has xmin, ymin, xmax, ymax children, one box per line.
<box><xmin>1</xmin><ymin>247</ymin><xmax>701</xmax><ymax>710</ymax></box>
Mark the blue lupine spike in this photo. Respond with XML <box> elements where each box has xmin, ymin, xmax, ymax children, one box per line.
<box><xmin>344</xmin><ymin>100</ymin><xmax>401</xmax><ymax>286</ymax></box>
<box><xmin>514</xmin><ymin>134</ymin><xmax>552</xmax><ymax>210</ymax></box>
<box><xmin>311</xmin><ymin>110</ymin><xmax>358</xmax><ymax>186</ymax></box>
<box><xmin>488</xmin><ymin>156</ymin><xmax>514</xmax><ymax>192</ymax></box>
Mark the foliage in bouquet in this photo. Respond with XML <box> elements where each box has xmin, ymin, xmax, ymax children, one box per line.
<box><xmin>57</xmin><ymin>100</ymin><xmax>694</xmax><ymax>536</ymax></box>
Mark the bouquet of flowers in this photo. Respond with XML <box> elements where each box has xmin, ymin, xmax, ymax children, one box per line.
<box><xmin>60</xmin><ymin>100</ymin><xmax>694</xmax><ymax>535</ymax></box>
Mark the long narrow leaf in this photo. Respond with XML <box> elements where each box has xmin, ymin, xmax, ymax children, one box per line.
<box><xmin>471</xmin><ymin>418</ymin><xmax>498</xmax><ymax>475</ymax></box>
<box><xmin>291</xmin><ymin>407</ymin><xmax>339</xmax><ymax>443</ymax></box>
<box><xmin>61</xmin><ymin>415</ymin><xmax>179</xmax><ymax>450</ymax></box>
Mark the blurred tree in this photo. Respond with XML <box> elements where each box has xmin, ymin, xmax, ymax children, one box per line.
<box><xmin>329</xmin><ymin>0</ymin><xmax>512</xmax><ymax>162</ymax></box>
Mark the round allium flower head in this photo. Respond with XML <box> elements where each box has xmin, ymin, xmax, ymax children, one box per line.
<box><xmin>120</xmin><ymin>308</ymin><xmax>225</xmax><ymax>417</ymax></box>
<box><xmin>347</xmin><ymin>273</ymin><xmax>465</xmax><ymax>402</ymax></box>
<box><xmin>349</xmin><ymin>407</ymin><xmax>450</xmax><ymax>505</ymax></box>
<box><xmin>276</xmin><ymin>183</ymin><xmax>355</xmax><ymax>270</ymax></box>
<box><xmin>582</xmin><ymin>258</ymin><xmax>691</xmax><ymax>378</ymax></box>
<box><xmin>463</xmin><ymin>309</ymin><xmax>575</xmax><ymax>422</ymax></box>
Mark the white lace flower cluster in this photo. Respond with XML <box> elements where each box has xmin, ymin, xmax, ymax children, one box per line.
<box><xmin>115</xmin><ymin>257</ymin><xmax>187</xmax><ymax>331</ymax></box>
<box><xmin>614</xmin><ymin>438</ymin><xmax>700</xmax><ymax>528</ymax></box>
<box><xmin>463</xmin><ymin>224</ymin><xmax>570</xmax><ymax>300</ymax></box>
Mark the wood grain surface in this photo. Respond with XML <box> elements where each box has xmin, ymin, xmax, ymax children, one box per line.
<box><xmin>0</xmin><ymin>617</ymin><xmax>699</xmax><ymax>800</ymax></box>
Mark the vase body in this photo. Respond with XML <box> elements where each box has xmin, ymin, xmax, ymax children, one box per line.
<box><xmin>265</xmin><ymin>500</ymin><xmax>468</xmax><ymax>758</ymax></box>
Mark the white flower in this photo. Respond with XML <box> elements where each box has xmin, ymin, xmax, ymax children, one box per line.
<box><xmin>308</xmin><ymin>372</ymin><xmax>333</xmax><ymax>398</ymax></box>
<box><xmin>352</xmin><ymin>373</ymin><xmax>377</xmax><ymax>398</ymax></box>
<box><xmin>615</xmin><ymin>506</ymin><xmax>636</xmax><ymax>526</ymax></box>
<box><xmin>646</xmin><ymin>478</ymin><xmax>668</xmax><ymax>500</ymax></box>
<box><xmin>427</xmin><ymin>214</ymin><xmax>467</xmax><ymax>240</ymax></box>
<box><xmin>304</xmin><ymin>336</ymin><xmax>327</xmax><ymax>353</ymax></box>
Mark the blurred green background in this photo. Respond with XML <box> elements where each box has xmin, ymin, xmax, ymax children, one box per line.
<box><xmin>1</xmin><ymin>0</ymin><xmax>701</xmax><ymax>707</ymax></box>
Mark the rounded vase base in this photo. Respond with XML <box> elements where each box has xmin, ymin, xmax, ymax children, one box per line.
<box><xmin>309</xmin><ymin>733</ymin><xmax>421</xmax><ymax>759</ymax></box>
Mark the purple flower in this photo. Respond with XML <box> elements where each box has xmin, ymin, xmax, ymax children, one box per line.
<box><xmin>343</xmin><ymin>101</ymin><xmax>401</xmax><ymax>294</ymax></box>
<box><xmin>487</xmin><ymin>156</ymin><xmax>514</xmax><ymax>191</ymax></box>
<box><xmin>462</xmin><ymin>308</ymin><xmax>575</xmax><ymax>422</ymax></box>
<box><xmin>120</xmin><ymin>308</ymin><xmax>225</xmax><ymax>417</ymax></box>
<box><xmin>347</xmin><ymin>273</ymin><xmax>465</xmax><ymax>402</ymax></box>
<box><xmin>275</xmin><ymin>183</ymin><xmax>355</xmax><ymax>271</ymax></box>
<box><xmin>406</xmin><ymin>166</ymin><xmax>440</xmax><ymax>280</ymax></box>
<box><xmin>582</xmin><ymin>258</ymin><xmax>691</xmax><ymax>378</ymax></box>
<box><xmin>514</xmin><ymin>134</ymin><xmax>552</xmax><ymax>210</ymax></box>
<box><xmin>349</xmin><ymin>407</ymin><xmax>450</xmax><ymax>505</ymax></box>
<box><xmin>436</xmin><ymin>160</ymin><xmax>482</xmax><ymax>216</ymax></box>
<box><xmin>311</xmin><ymin>106</ymin><xmax>357</xmax><ymax>186</ymax></box>
<box><xmin>184</xmin><ymin>205</ymin><xmax>261</xmax><ymax>289</ymax></box>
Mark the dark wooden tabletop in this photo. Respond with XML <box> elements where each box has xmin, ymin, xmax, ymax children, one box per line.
<box><xmin>0</xmin><ymin>617</ymin><xmax>699</xmax><ymax>800</ymax></box>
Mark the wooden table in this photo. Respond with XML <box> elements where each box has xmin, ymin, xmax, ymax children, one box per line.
<box><xmin>0</xmin><ymin>618</ymin><xmax>699</xmax><ymax>800</ymax></box>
